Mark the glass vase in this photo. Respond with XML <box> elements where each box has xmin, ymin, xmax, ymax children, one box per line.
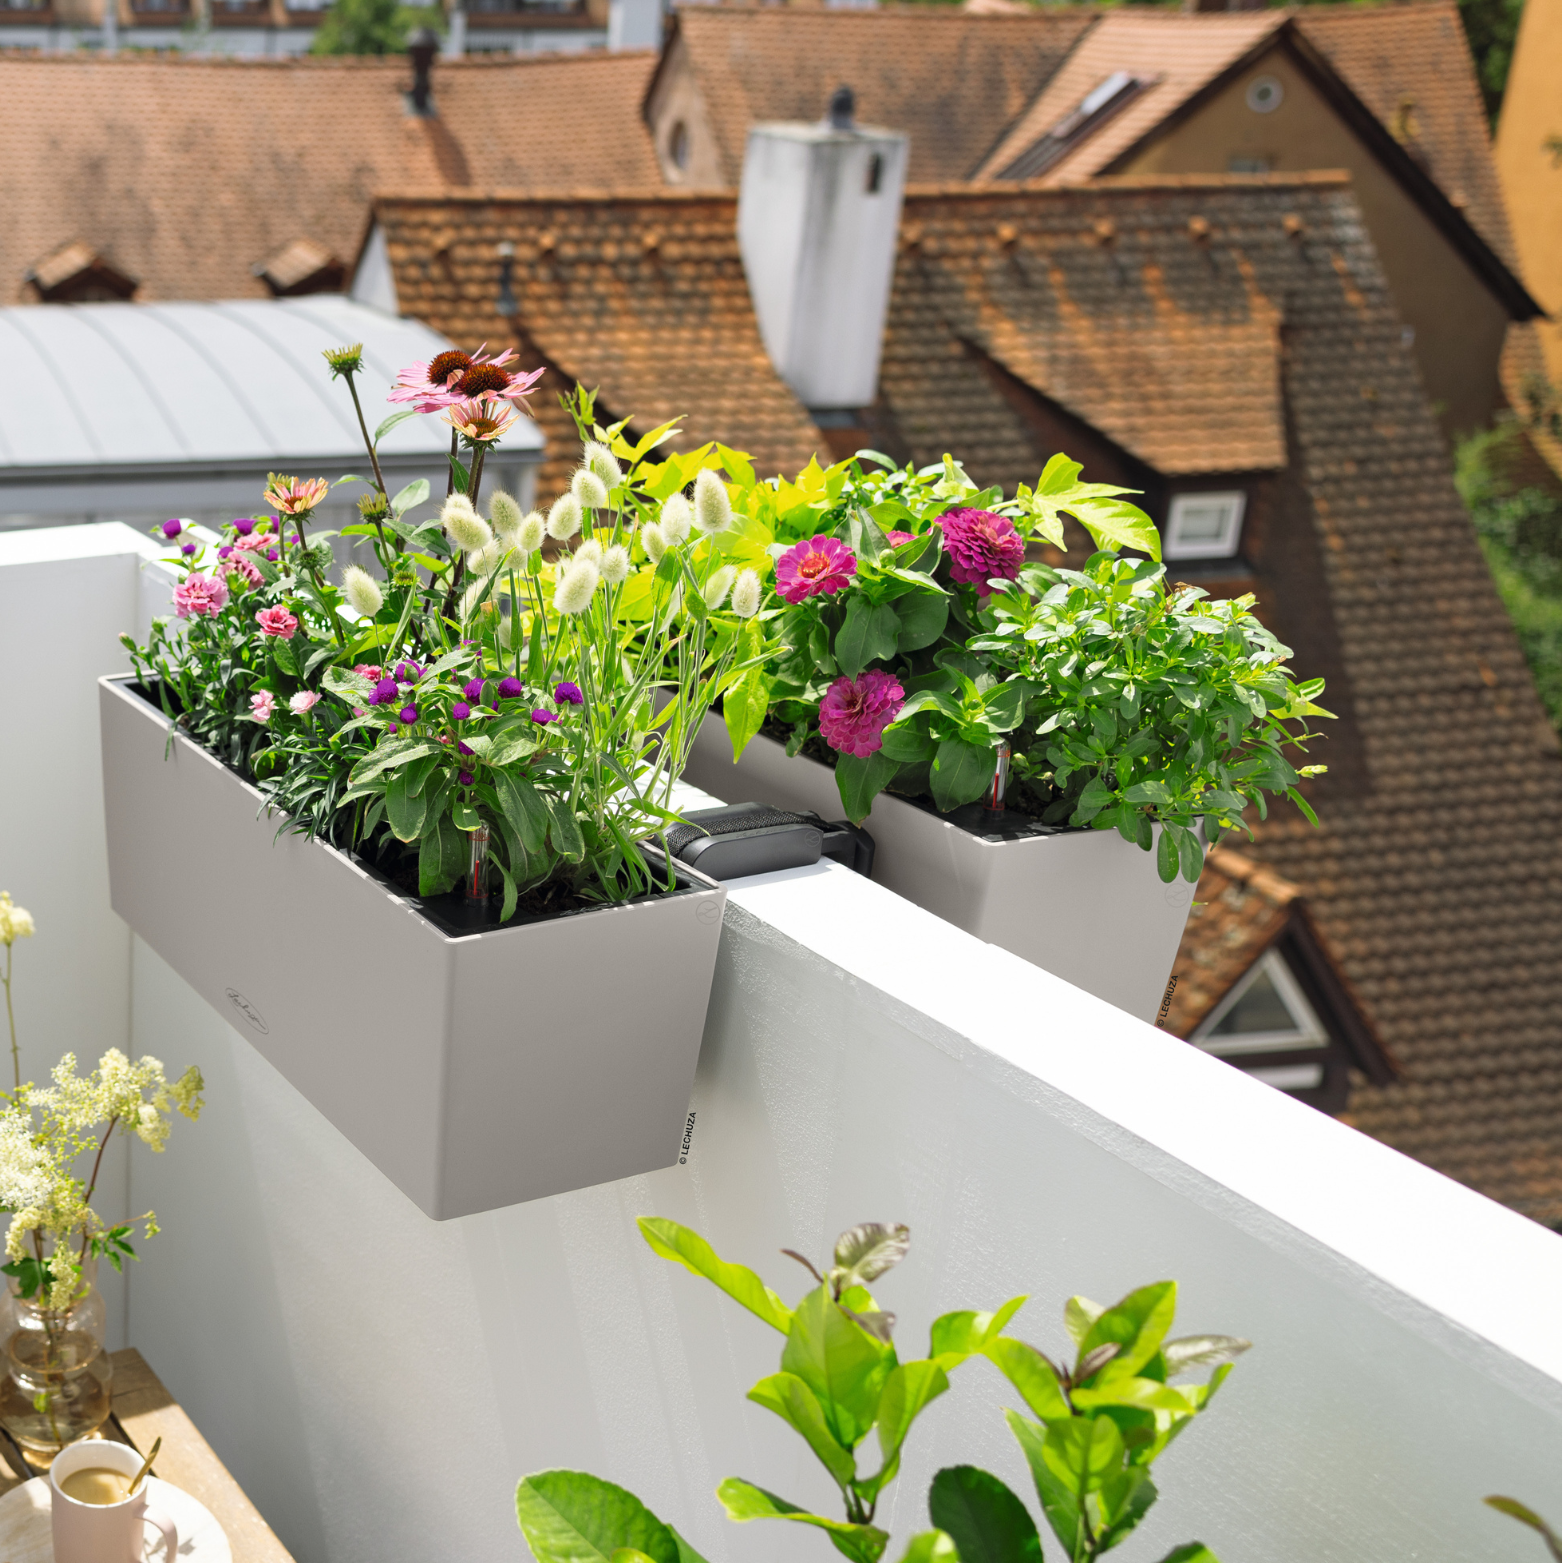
<box><xmin>0</xmin><ymin>1252</ymin><xmax>112</xmax><ymax>1466</ymax></box>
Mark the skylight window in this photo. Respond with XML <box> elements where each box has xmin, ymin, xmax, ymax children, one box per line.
<box><xmin>1192</xmin><ymin>951</ymin><xmax>1326</xmax><ymax>1057</ymax></box>
<box><xmin>1164</xmin><ymin>490</ymin><xmax>1247</xmax><ymax>560</ymax></box>
<box><xmin>999</xmin><ymin>71</ymin><xmax>1152</xmax><ymax>181</ymax></box>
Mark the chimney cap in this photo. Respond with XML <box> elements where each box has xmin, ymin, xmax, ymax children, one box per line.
<box><xmin>827</xmin><ymin>85</ymin><xmax>855</xmax><ymax>131</ymax></box>
<box><xmin>408</xmin><ymin>27</ymin><xmax>439</xmax><ymax>116</ymax></box>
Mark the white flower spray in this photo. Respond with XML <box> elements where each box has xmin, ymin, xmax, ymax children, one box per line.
<box><xmin>583</xmin><ymin>441</ymin><xmax>622</xmax><ymax>490</ymax></box>
<box><xmin>442</xmin><ymin>494</ymin><xmax>493</xmax><ymax>554</ymax></box>
<box><xmin>641</xmin><ymin>523</ymin><xmax>667</xmax><ymax>563</ymax></box>
<box><xmin>731</xmin><ymin>568</ymin><xmax>762</xmax><ymax>618</ymax></box>
<box><xmin>659</xmin><ymin>494</ymin><xmax>693</xmax><ymax>545</ymax></box>
<box><xmin>517</xmin><ymin>510</ymin><xmax>547</xmax><ymax>554</ymax></box>
<box><xmin>601</xmin><ymin>544</ymin><xmax>631</xmax><ymax>585</ymax></box>
<box><xmin>341</xmin><ymin>565</ymin><xmax>384</xmax><ymax>619</ymax></box>
<box><xmin>693</xmin><ymin>468</ymin><xmax>732</xmax><ymax>535</ymax></box>
<box><xmin>547</xmin><ymin>493</ymin><xmax>583</xmax><ymax>541</ymax></box>
<box><xmin>553</xmin><ymin>558</ymin><xmax>600</xmax><ymax>615</ymax></box>
<box><xmin>571</xmin><ymin>468</ymin><xmax>610</xmax><ymax>511</ymax></box>
<box><xmin>703</xmin><ymin>564</ymin><xmax>737</xmax><ymax>610</ymax></box>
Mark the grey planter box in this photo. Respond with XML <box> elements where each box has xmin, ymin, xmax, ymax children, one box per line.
<box><xmin>681</xmin><ymin>718</ymin><xmax>1197</xmax><ymax>1024</ymax></box>
<box><xmin>99</xmin><ymin>676</ymin><xmax>727</xmax><ymax>1220</ymax></box>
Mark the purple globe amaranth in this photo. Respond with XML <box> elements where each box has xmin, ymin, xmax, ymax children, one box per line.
<box><xmin>451</xmin><ymin>701</ymin><xmax>472</xmax><ymax>721</ymax></box>
<box><xmin>233</xmin><ymin>517</ymin><xmax>256</xmax><ymax>536</ymax></box>
<box><xmin>458</xmin><ymin>770</ymin><xmax>475</xmax><ymax>786</ymax></box>
<box><xmin>497</xmin><ymin>677</ymin><xmax>523</xmax><ymax>700</ymax></box>
<box><xmin>181</xmin><ymin>543</ymin><xmax>197</xmax><ymax>556</ymax></box>
<box><xmin>160</xmin><ymin>519</ymin><xmax>182</xmax><ymax>539</ymax></box>
<box><xmin>554</xmin><ymin>681</ymin><xmax>584</xmax><ymax>705</ymax></box>
<box><xmin>463</xmin><ymin>677</ymin><xmax>485</xmax><ymax>702</ymax></box>
<box><xmin>531</xmin><ymin>709</ymin><xmax>557</xmax><ymax>726</ymax></box>
<box><xmin>456</xmin><ymin>740</ymin><xmax>475</xmax><ymax>757</ymax></box>
<box><xmin>217</xmin><ymin>545</ymin><xmax>233</xmax><ymax>559</ymax></box>
<box><xmin>373</xmin><ymin>677</ymin><xmax>399</xmax><ymax>705</ymax></box>
<box><xmin>937</xmin><ymin>508</ymin><xmax>1024</xmax><ymax>593</ymax></box>
<box><xmin>395</xmin><ymin>660</ymin><xmax>423</xmax><ymax>683</ymax></box>
<box><xmin>265</xmin><ymin>548</ymin><xmax>280</xmax><ymax>562</ymax></box>
<box><xmin>399</xmin><ymin>705</ymin><xmax>419</xmax><ymax>724</ymax></box>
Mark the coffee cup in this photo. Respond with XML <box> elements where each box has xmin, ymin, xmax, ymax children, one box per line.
<box><xmin>49</xmin><ymin>1438</ymin><xmax>178</xmax><ymax>1563</ymax></box>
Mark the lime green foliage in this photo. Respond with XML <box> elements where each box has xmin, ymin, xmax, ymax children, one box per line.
<box><xmin>1454</xmin><ymin>419</ymin><xmax>1561</xmax><ymax>729</ymax></box>
<box><xmin>1485</xmin><ymin>1496</ymin><xmax>1562</xmax><ymax>1560</ymax></box>
<box><xmin>309</xmin><ymin>0</ymin><xmax>435</xmax><ymax>55</ymax></box>
<box><xmin>515</xmin><ymin>1471</ymin><xmax>709</xmax><ymax>1563</ymax></box>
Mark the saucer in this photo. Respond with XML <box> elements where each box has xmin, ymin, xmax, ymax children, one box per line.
<box><xmin>0</xmin><ymin>1473</ymin><xmax>230</xmax><ymax>1560</ymax></box>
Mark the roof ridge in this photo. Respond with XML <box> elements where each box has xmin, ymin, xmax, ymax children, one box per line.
<box><xmin>0</xmin><ymin>49</ymin><xmax>653</xmax><ymax>69</ymax></box>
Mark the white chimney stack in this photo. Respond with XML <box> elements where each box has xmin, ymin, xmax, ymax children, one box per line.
<box><xmin>737</xmin><ymin>88</ymin><xmax>908</xmax><ymax>412</ymax></box>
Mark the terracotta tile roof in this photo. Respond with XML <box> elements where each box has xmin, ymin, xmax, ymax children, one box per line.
<box><xmin>1162</xmin><ymin>846</ymin><xmax>1303</xmax><ymax>1038</ymax></box>
<box><xmin>975</xmin><ymin>9</ymin><xmax>1287</xmax><ymax>184</ymax></box>
<box><xmin>377</xmin><ymin>173</ymin><xmax>1560</xmax><ymax>1222</ymax></box>
<box><xmin>372</xmin><ymin>190</ymin><xmax>824</xmax><ymax>501</ymax></box>
<box><xmin>0</xmin><ymin>51</ymin><xmax>660</xmax><ymax>305</ymax></box>
<box><xmin>1297</xmin><ymin>0</ymin><xmax>1519</xmax><ymax>273</ymax></box>
<box><xmin>662</xmin><ymin>6</ymin><xmax>1099</xmax><ymax>185</ymax></box>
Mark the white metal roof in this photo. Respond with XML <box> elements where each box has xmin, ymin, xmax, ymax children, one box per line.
<box><xmin>0</xmin><ymin>297</ymin><xmax>543</xmax><ymax>478</ymax></box>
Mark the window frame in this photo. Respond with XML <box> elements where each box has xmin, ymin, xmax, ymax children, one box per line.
<box><xmin>1191</xmin><ymin>949</ymin><xmax>1327</xmax><ymax>1057</ymax></box>
<box><xmin>1163</xmin><ymin>489</ymin><xmax>1248</xmax><ymax>561</ymax></box>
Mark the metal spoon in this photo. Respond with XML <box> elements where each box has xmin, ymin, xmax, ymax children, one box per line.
<box><xmin>128</xmin><ymin>1436</ymin><xmax>161</xmax><ymax>1497</ymax></box>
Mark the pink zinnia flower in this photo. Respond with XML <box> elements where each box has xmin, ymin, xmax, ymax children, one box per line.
<box><xmin>249</xmin><ymin>690</ymin><xmax>276</xmax><ymax>724</ymax></box>
<box><xmin>255</xmin><ymin>607</ymin><xmax>299</xmax><ymax>639</ymax></box>
<box><xmin>173</xmin><ymin>574</ymin><xmax>229</xmax><ymax>619</ymax></box>
<box><xmin>886</xmin><ymin>530</ymin><xmax>915</xmax><ymax>547</ymax></box>
<box><xmin>776</xmin><ymin>536</ymin><xmax>856</xmax><ymax>604</ymax></box>
<box><xmin>818</xmin><ymin>670</ymin><xmax>905</xmax><ymax>758</ymax></box>
<box><xmin>938</xmin><ymin>508</ymin><xmax>1024</xmax><ymax>593</ymax></box>
<box><xmin>263</xmin><ymin>475</ymin><xmax>330</xmax><ymax>516</ymax></box>
<box><xmin>442</xmin><ymin>396</ymin><xmax>519</xmax><ymax>444</ymax></box>
<box><xmin>225</xmin><ymin>552</ymin><xmax>263</xmax><ymax>587</ymax></box>
<box><xmin>289</xmin><ymin>690</ymin><xmax>321</xmax><ymax>715</ymax></box>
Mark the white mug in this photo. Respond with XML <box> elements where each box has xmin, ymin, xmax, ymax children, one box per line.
<box><xmin>49</xmin><ymin>1437</ymin><xmax>178</xmax><ymax>1563</ymax></box>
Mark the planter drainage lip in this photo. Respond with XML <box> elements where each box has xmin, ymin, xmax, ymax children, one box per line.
<box><xmin>111</xmin><ymin>677</ymin><xmax>709</xmax><ymax>941</ymax></box>
<box><xmin>100</xmin><ymin>673</ymin><xmax>729</xmax><ymax>1219</ymax></box>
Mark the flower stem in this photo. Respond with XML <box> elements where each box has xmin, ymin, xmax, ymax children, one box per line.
<box><xmin>3</xmin><ymin>944</ymin><xmax>16</xmax><ymax>1094</ymax></box>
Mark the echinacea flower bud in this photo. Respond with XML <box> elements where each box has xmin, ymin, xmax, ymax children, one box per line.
<box><xmin>601</xmin><ymin>544</ymin><xmax>631</xmax><ymax>585</ymax></box>
<box><xmin>322</xmin><ymin>343</ymin><xmax>365</xmax><ymax>378</ymax></box>
<box><xmin>553</xmin><ymin>558</ymin><xmax>599</xmax><ymax>615</ymax></box>
<box><xmin>517</xmin><ymin>510</ymin><xmax>546</xmax><ymax>553</ymax></box>
<box><xmin>547</xmin><ymin>493</ymin><xmax>582</xmax><ymax>541</ymax></box>
<box><xmin>342</xmin><ymin>564</ymin><xmax>384</xmax><ymax>618</ymax></box>
<box><xmin>584</xmin><ymin>440</ymin><xmax>622</xmax><ymax>490</ymax></box>
<box><xmin>693</xmin><ymin>468</ymin><xmax>732</xmax><ymax>535</ymax></box>
<box><xmin>574</xmin><ymin>538</ymin><xmax>603</xmax><ymax>570</ymax></box>
<box><xmin>641</xmin><ymin>523</ymin><xmax>667</xmax><ymax>563</ymax></box>
<box><xmin>442</xmin><ymin>494</ymin><xmax>493</xmax><ymax>553</ymax></box>
<box><xmin>703</xmin><ymin>564</ymin><xmax>737</xmax><ymax>610</ymax></box>
<box><xmin>571</xmin><ymin>467</ymin><xmax>610</xmax><ymax>510</ymax></box>
<box><xmin>731</xmin><ymin>568</ymin><xmax>763</xmax><ymax>619</ymax></box>
<box><xmin>489</xmin><ymin>490</ymin><xmax>523</xmax><ymax>539</ymax></box>
<box><xmin>659</xmin><ymin>494</ymin><xmax>692</xmax><ymax>545</ymax></box>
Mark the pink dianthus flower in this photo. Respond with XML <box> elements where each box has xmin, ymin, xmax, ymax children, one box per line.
<box><xmin>289</xmin><ymin>690</ymin><xmax>321</xmax><ymax>716</ymax></box>
<box><xmin>233</xmin><ymin>532</ymin><xmax>272</xmax><ymax>554</ymax></box>
<box><xmin>249</xmin><ymin>690</ymin><xmax>276</xmax><ymax>724</ymax></box>
<box><xmin>776</xmin><ymin>535</ymin><xmax>856</xmax><ymax>604</ymax></box>
<box><xmin>819</xmin><ymin>670</ymin><xmax>904</xmax><ymax>758</ymax></box>
<box><xmin>225</xmin><ymin>553</ymin><xmax>263</xmax><ymax>588</ymax></box>
<box><xmin>173</xmin><ymin>574</ymin><xmax>229</xmax><ymax>620</ymax></box>
<box><xmin>255</xmin><ymin>607</ymin><xmax>299</xmax><ymax>639</ymax></box>
<box><xmin>938</xmin><ymin>508</ymin><xmax>1024</xmax><ymax>593</ymax></box>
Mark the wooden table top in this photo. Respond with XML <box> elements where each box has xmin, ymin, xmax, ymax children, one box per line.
<box><xmin>0</xmin><ymin>1347</ymin><xmax>293</xmax><ymax>1562</ymax></box>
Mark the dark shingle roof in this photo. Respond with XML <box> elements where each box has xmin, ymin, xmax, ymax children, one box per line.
<box><xmin>376</xmin><ymin>172</ymin><xmax>1561</xmax><ymax>1223</ymax></box>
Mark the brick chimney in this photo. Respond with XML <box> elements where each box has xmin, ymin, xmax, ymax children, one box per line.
<box><xmin>737</xmin><ymin>87</ymin><xmax>908</xmax><ymax>414</ymax></box>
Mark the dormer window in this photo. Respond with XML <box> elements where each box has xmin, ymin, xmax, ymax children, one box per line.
<box><xmin>26</xmin><ymin>241</ymin><xmax>138</xmax><ymax>304</ymax></box>
<box><xmin>1191</xmin><ymin>950</ymin><xmax>1326</xmax><ymax>1091</ymax></box>
<box><xmin>1164</xmin><ymin>490</ymin><xmax>1246</xmax><ymax>560</ymax></box>
<box><xmin>1000</xmin><ymin>71</ymin><xmax>1153</xmax><ymax>181</ymax></box>
<box><xmin>253</xmin><ymin>237</ymin><xmax>345</xmax><ymax>298</ymax></box>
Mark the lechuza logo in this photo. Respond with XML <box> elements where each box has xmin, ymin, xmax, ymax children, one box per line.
<box><xmin>225</xmin><ymin>989</ymin><xmax>268</xmax><ymax>1034</ymax></box>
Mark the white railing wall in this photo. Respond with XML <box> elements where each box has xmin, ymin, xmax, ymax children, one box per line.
<box><xmin>0</xmin><ymin>525</ymin><xmax>1557</xmax><ymax>1563</ymax></box>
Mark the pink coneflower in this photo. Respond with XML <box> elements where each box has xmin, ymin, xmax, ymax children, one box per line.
<box><xmin>249</xmin><ymin>690</ymin><xmax>276</xmax><ymax>724</ymax></box>
<box><xmin>818</xmin><ymin>670</ymin><xmax>904</xmax><ymax>758</ymax></box>
<box><xmin>173</xmin><ymin>574</ymin><xmax>229</xmax><ymax>620</ymax></box>
<box><xmin>443</xmin><ymin>396</ymin><xmax>520</xmax><ymax>444</ymax></box>
<box><xmin>450</xmin><ymin>360</ymin><xmax>544</xmax><ymax>404</ymax></box>
<box><xmin>938</xmin><ymin>508</ymin><xmax>1024</xmax><ymax>594</ymax></box>
<box><xmin>289</xmin><ymin>690</ymin><xmax>321</xmax><ymax>716</ymax></box>
<box><xmin>776</xmin><ymin>536</ymin><xmax>856</xmax><ymax>604</ymax></box>
<box><xmin>255</xmin><ymin>607</ymin><xmax>299</xmax><ymax>639</ymax></box>
<box><xmin>388</xmin><ymin>345</ymin><xmax>518</xmax><ymax>413</ymax></box>
<box><xmin>263</xmin><ymin>475</ymin><xmax>330</xmax><ymax>516</ymax></box>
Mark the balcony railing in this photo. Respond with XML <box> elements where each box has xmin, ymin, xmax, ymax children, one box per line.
<box><xmin>208</xmin><ymin>0</ymin><xmax>274</xmax><ymax>22</ymax></box>
<box><xmin>465</xmin><ymin>0</ymin><xmax>594</xmax><ymax>26</ymax></box>
<box><xmin>0</xmin><ymin>0</ymin><xmax>52</xmax><ymax>19</ymax></box>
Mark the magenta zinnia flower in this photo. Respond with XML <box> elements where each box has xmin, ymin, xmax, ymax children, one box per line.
<box><xmin>776</xmin><ymin>536</ymin><xmax>856</xmax><ymax>604</ymax></box>
<box><xmin>938</xmin><ymin>509</ymin><xmax>1024</xmax><ymax>593</ymax></box>
<box><xmin>818</xmin><ymin>670</ymin><xmax>904</xmax><ymax>758</ymax></box>
<box><xmin>173</xmin><ymin>574</ymin><xmax>228</xmax><ymax>619</ymax></box>
<box><xmin>255</xmin><ymin>607</ymin><xmax>299</xmax><ymax>639</ymax></box>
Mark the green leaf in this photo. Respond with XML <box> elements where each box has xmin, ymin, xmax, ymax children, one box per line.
<box><xmin>781</xmin><ymin>1286</ymin><xmax>895</xmax><ymax>1449</ymax></box>
<box><xmin>835</xmin><ymin>750</ymin><xmax>900</xmax><ymax>824</ymax></box>
<box><xmin>930</xmin><ymin>738</ymin><xmax>995</xmax><ymax>813</ymax></box>
<box><xmin>879</xmin><ymin>722</ymin><xmax>936</xmax><ymax>764</ymax></box>
<box><xmin>1006</xmin><ymin>1410</ymin><xmax>1084</xmax><ymax>1559</ymax></box>
<box><xmin>1154</xmin><ymin>1547</ymin><xmax>1220</xmax><ymax>1563</ymax></box>
<box><xmin>896</xmin><ymin>1532</ymin><xmax>959</xmax><ymax>1563</ymax></box>
<box><xmin>832</xmin><ymin>1222</ymin><xmax>911</xmax><ymax>1287</ymax></box>
<box><xmin>448</xmin><ymin>453</ymin><xmax>470</xmax><ymax>494</ymax></box>
<box><xmin>1174</xmin><ymin>825</ymin><xmax>1204</xmax><ymax>883</ymax></box>
<box><xmin>1081</xmin><ymin>1283</ymin><xmax>1178</xmax><ymax>1379</ymax></box>
<box><xmin>271</xmin><ymin>637</ymin><xmax>298</xmax><ymax>676</ymax></box>
<box><xmin>1041</xmin><ymin>1415</ymin><xmax>1125</xmax><ymax>1497</ymax></box>
<box><xmin>386</xmin><ymin>766</ymin><xmax>429</xmax><ymax>843</ymax></box>
<box><xmin>874</xmin><ymin>1360</ymin><xmax>950</xmax><ymax>1475</ymax></box>
<box><xmin>374</xmin><ymin>410</ymin><xmax>419</xmax><ymax>445</ymax></box>
<box><xmin>1160</xmin><ymin>1336</ymin><xmax>1252</xmax><ymax>1379</ymax></box>
<box><xmin>514</xmin><ymin>1471</ymin><xmax>679</xmax><ymax>1563</ymax></box>
<box><xmin>350</xmin><ymin>738</ymin><xmax>443</xmax><ymax>786</ymax></box>
<box><xmin>1098</xmin><ymin>1468</ymin><xmax>1158</xmax><ymax>1552</ymax></box>
<box><xmin>668</xmin><ymin>1528</ymin><xmax>711</xmax><ymax>1563</ymax></box>
<box><xmin>716</xmin><ymin>1479</ymin><xmax>889</xmax><ymax>1563</ymax></box>
<box><xmin>494</xmin><ymin>771</ymin><xmax>550</xmax><ymax>853</ymax></box>
<box><xmin>1025</xmin><ymin>455</ymin><xmax>1161</xmax><ymax>560</ymax></box>
<box><xmin>747</xmin><ymin>1372</ymin><xmax>857</xmax><ymax>1488</ymax></box>
<box><xmin>982</xmin><ymin>1337</ymin><xmax>1070</xmax><ymax>1422</ymax></box>
<box><xmin>390</xmin><ymin>477</ymin><xmax>430</xmax><ymax>516</ymax></box>
<box><xmin>1156</xmin><ymin>827</ymin><xmax>1179</xmax><ymax>883</ymax></box>
<box><xmin>637</xmin><ymin>1218</ymin><xmax>794</xmax><ymax>1333</ymax></box>
<box><xmin>1064</xmin><ymin>1296</ymin><xmax>1106</xmax><ymax>1350</ymax></box>
<box><xmin>836</xmin><ymin>598</ymin><xmax>902</xmax><ymax>678</ymax></box>
<box><xmin>716</xmin><ymin>443</ymin><xmax>756</xmax><ymax>489</ymax></box>
<box><xmin>724</xmin><ymin>665</ymin><xmax>773</xmax><ymax>761</ymax></box>
<box><xmin>894</xmin><ymin>588</ymin><xmax>950</xmax><ymax>653</ymax></box>
<box><xmin>927</xmin><ymin>1466</ymin><xmax>1042</xmax><ymax>1563</ymax></box>
<box><xmin>1485</xmin><ymin>1498</ymin><xmax>1562</xmax><ymax>1560</ymax></box>
<box><xmin>548</xmin><ymin>796</ymin><xmax>586</xmax><ymax>862</ymax></box>
<box><xmin>929</xmin><ymin>1296</ymin><xmax>1027</xmax><ymax>1363</ymax></box>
